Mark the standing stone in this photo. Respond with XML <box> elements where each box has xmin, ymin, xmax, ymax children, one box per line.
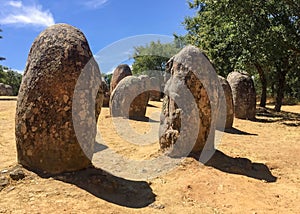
<box><xmin>217</xmin><ymin>76</ymin><xmax>234</xmax><ymax>129</ymax></box>
<box><xmin>110</xmin><ymin>64</ymin><xmax>132</xmax><ymax>94</ymax></box>
<box><xmin>15</xmin><ymin>23</ymin><xmax>103</xmax><ymax>174</ymax></box>
<box><xmin>149</xmin><ymin>77</ymin><xmax>161</xmax><ymax>101</ymax></box>
<box><xmin>4</xmin><ymin>84</ymin><xmax>13</xmax><ymax>96</ymax></box>
<box><xmin>110</xmin><ymin>75</ymin><xmax>150</xmax><ymax>118</ymax></box>
<box><xmin>0</xmin><ymin>83</ymin><xmax>6</xmax><ymax>95</ymax></box>
<box><xmin>227</xmin><ymin>71</ymin><xmax>256</xmax><ymax>120</ymax></box>
<box><xmin>101</xmin><ymin>79</ymin><xmax>110</xmax><ymax>107</ymax></box>
<box><xmin>159</xmin><ymin>45</ymin><xmax>220</xmax><ymax>157</ymax></box>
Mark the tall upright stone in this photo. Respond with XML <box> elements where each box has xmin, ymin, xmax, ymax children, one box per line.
<box><xmin>15</xmin><ymin>23</ymin><xmax>103</xmax><ymax>174</ymax></box>
<box><xmin>101</xmin><ymin>79</ymin><xmax>110</xmax><ymax>107</ymax></box>
<box><xmin>159</xmin><ymin>45</ymin><xmax>220</xmax><ymax>157</ymax></box>
<box><xmin>110</xmin><ymin>64</ymin><xmax>132</xmax><ymax>94</ymax></box>
<box><xmin>217</xmin><ymin>75</ymin><xmax>234</xmax><ymax>129</ymax></box>
<box><xmin>227</xmin><ymin>71</ymin><xmax>256</xmax><ymax>120</ymax></box>
<box><xmin>149</xmin><ymin>77</ymin><xmax>161</xmax><ymax>101</ymax></box>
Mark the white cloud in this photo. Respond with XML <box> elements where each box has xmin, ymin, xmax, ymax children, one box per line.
<box><xmin>82</xmin><ymin>0</ymin><xmax>109</xmax><ymax>9</ymax></box>
<box><xmin>0</xmin><ymin>1</ymin><xmax>55</xmax><ymax>28</ymax></box>
<box><xmin>7</xmin><ymin>1</ymin><xmax>22</xmax><ymax>8</ymax></box>
<box><xmin>13</xmin><ymin>68</ymin><xmax>24</xmax><ymax>74</ymax></box>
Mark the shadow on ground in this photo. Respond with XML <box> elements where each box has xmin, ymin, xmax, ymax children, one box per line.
<box><xmin>147</xmin><ymin>103</ymin><xmax>160</xmax><ymax>108</ymax></box>
<box><xmin>255</xmin><ymin>107</ymin><xmax>300</xmax><ymax>126</ymax></box>
<box><xmin>52</xmin><ymin>166</ymin><xmax>156</xmax><ymax>208</ymax></box>
<box><xmin>94</xmin><ymin>142</ymin><xmax>108</xmax><ymax>153</ymax></box>
<box><xmin>0</xmin><ymin>96</ymin><xmax>18</xmax><ymax>101</ymax></box>
<box><xmin>192</xmin><ymin>150</ymin><xmax>277</xmax><ymax>182</ymax></box>
<box><xmin>128</xmin><ymin>115</ymin><xmax>159</xmax><ymax>123</ymax></box>
<box><xmin>224</xmin><ymin>127</ymin><xmax>258</xmax><ymax>136</ymax></box>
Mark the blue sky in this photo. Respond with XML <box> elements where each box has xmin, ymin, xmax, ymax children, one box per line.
<box><xmin>0</xmin><ymin>0</ymin><xmax>195</xmax><ymax>73</ymax></box>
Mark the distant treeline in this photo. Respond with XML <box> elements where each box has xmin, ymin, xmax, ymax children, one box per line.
<box><xmin>0</xmin><ymin>65</ymin><xmax>22</xmax><ymax>96</ymax></box>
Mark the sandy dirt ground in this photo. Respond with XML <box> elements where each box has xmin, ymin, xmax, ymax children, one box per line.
<box><xmin>0</xmin><ymin>99</ymin><xmax>300</xmax><ymax>213</ymax></box>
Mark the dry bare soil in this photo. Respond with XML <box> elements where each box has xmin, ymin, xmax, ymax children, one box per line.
<box><xmin>0</xmin><ymin>99</ymin><xmax>300</xmax><ymax>213</ymax></box>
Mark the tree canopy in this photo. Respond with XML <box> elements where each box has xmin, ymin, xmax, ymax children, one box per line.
<box><xmin>184</xmin><ymin>0</ymin><xmax>300</xmax><ymax>111</ymax></box>
<box><xmin>131</xmin><ymin>39</ymin><xmax>185</xmax><ymax>77</ymax></box>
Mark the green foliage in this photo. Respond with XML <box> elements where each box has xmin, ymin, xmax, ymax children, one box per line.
<box><xmin>281</xmin><ymin>55</ymin><xmax>300</xmax><ymax>100</ymax></box>
<box><xmin>184</xmin><ymin>0</ymin><xmax>300</xmax><ymax>110</ymax></box>
<box><xmin>102</xmin><ymin>73</ymin><xmax>112</xmax><ymax>88</ymax></box>
<box><xmin>131</xmin><ymin>40</ymin><xmax>184</xmax><ymax>77</ymax></box>
<box><xmin>0</xmin><ymin>29</ymin><xmax>22</xmax><ymax>95</ymax></box>
<box><xmin>0</xmin><ymin>65</ymin><xmax>23</xmax><ymax>96</ymax></box>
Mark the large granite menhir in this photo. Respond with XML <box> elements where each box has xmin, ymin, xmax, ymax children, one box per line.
<box><xmin>159</xmin><ymin>45</ymin><xmax>220</xmax><ymax>157</ymax></box>
<box><xmin>15</xmin><ymin>23</ymin><xmax>103</xmax><ymax>174</ymax></box>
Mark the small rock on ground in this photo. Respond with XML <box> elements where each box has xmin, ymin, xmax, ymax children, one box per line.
<box><xmin>9</xmin><ymin>168</ymin><xmax>25</xmax><ymax>181</ymax></box>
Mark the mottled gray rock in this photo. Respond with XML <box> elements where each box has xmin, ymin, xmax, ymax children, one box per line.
<box><xmin>15</xmin><ymin>23</ymin><xmax>103</xmax><ymax>174</ymax></box>
<box><xmin>159</xmin><ymin>45</ymin><xmax>220</xmax><ymax>157</ymax></box>
<box><xmin>217</xmin><ymin>76</ymin><xmax>234</xmax><ymax>129</ymax></box>
<box><xmin>110</xmin><ymin>64</ymin><xmax>132</xmax><ymax>94</ymax></box>
<box><xmin>9</xmin><ymin>168</ymin><xmax>25</xmax><ymax>181</ymax></box>
<box><xmin>0</xmin><ymin>83</ymin><xmax>13</xmax><ymax>96</ymax></box>
<box><xmin>227</xmin><ymin>71</ymin><xmax>256</xmax><ymax>120</ymax></box>
<box><xmin>110</xmin><ymin>75</ymin><xmax>150</xmax><ymax>118</ymax></box>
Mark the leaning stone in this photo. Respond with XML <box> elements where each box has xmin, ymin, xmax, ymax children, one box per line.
<box><xmin>15</xmin><ymin>23</ymin><xmax>103</xmax><ymax>174</ymax></box>
<box><xmin>227</xmin><ymin>71</ymin><xmax>256</xmax><ymax>120</ymax></box>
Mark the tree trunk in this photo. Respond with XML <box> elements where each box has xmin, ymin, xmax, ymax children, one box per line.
<box><xmin>274</xmin><ymin>72</ymin><xmax>285</xmax><ymax>112</ymax></box>
<box><xmin>255</xmin><ymin>63</ymin><xmax>267</xmax><ymax>107</ymax></box>
<box><xmin>274</xmin><ymin>57</ymin><xmax>290</xmax><ymax>112</ymax></box>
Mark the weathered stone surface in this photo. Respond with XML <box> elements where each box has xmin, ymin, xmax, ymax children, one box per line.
<box><xmin>110</xmin><ymin>64</ymin><xmax>132</xmax><ymax>94</ymax></box>
<box><xmin>110</xmin><ymin>75</ymin><xmax>150</xmax><ymax>118</ymax></box>
<box><xmin>159</xmin><ymin>45</ymin><xmax>220</xmax><ymax>157</ymax></box>
<box><xmin>15</xmin><ymin>23</ymin><xmax>103</xmax><ymax>174</ymax></box>
<box><xmin>149</xmin><ymin>77</ymin><xmax>161</xmax><ymax>101</ymax></box>
<box><xmin>227</xmin><ymin>71</ymin><xmax>256</xmax><ymax>120</ymax></box>
<box><xmin>217</xmin><ymin>76</ymin><xmax>234</xmax><ymax>129</ymax></box>
<box><xmin>0</xmin><ymin>83</ymin><xmax>13</xmax><ymax>96</ymax></box>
